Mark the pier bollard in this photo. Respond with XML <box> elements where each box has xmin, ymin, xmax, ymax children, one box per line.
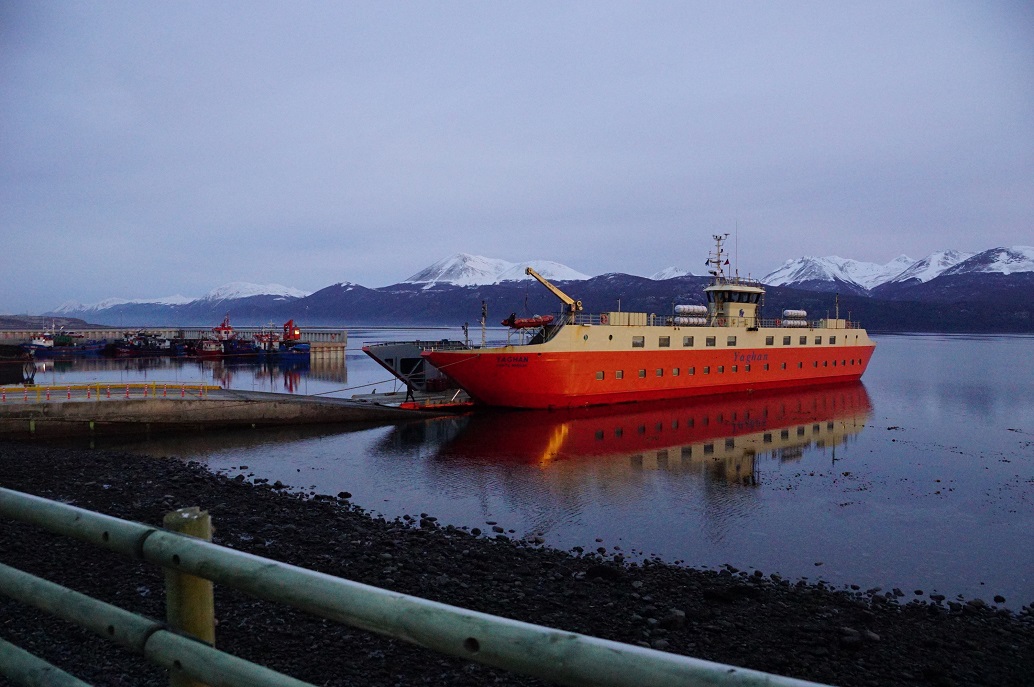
<box><xmin>163</xmin><ymin>507</ymin><xmax>216</xmax><ymax>687</ymax></box>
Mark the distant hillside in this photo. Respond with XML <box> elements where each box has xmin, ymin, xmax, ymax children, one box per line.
<box><xmin>33</xmin><ymin>247</ymin><xmax>1034</xmax><ymax>333</ymax></box>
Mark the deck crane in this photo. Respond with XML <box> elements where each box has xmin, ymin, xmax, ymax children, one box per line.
<box><xmin>525</xmin><ymin>267</ymin><xmax>582</xmax><ymax>322</ymax></box>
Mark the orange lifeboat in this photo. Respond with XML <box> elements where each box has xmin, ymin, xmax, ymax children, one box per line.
<box><xmin>502</xmin><ymin>314</ymin><xmax>555</xmax><ymax>329</ymax></box>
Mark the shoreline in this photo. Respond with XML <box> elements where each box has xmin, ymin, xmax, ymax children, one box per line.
<box><xmin>1</xmin><ymin>439</ymin><xmax>1032</xmax><ymax>686</ymax></box>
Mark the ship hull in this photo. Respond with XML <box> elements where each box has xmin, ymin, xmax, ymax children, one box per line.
<box><xmin>424</xmin><ymin>324</ymin><xmax>875</xmax><ymax>409</ymax></box>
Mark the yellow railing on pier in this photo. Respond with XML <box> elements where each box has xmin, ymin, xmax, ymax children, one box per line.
<box><xmin>0</xmin><ymin>383</ymin><xmax>222</xmax><ymax>404</ymax></box>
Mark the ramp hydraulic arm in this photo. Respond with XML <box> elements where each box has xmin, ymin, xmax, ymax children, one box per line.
<box><xmin>525</xmin><ymin>267</ymin><xmax>582</xmax><ymax>320</ymax></box>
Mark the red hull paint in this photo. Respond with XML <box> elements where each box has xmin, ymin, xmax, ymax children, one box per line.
<box><xmin>425</xmin><ymin>344</ymin><xmax>875</xmax><ymax>409</ymax></box>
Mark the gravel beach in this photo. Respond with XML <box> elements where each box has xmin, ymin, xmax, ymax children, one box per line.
<box><xmin>1</xmin><ymin>439</ymin><xmax>1032</xmax><ymax>686</ymax></box>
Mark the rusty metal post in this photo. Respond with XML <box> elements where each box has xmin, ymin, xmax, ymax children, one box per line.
<box><xmin>163</xmin><ymin>507</ymin><xmax>215</xmax><ymax>687</ymax></box>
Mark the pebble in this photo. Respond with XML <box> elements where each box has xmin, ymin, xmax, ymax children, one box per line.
<box><xmin>5</xmin><ymin>441</ymin><xmax>1033</xmax><ymax>687</ymax></box>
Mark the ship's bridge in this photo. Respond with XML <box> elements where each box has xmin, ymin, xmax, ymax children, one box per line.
<box><xmin>704</xmin><ymin>279</ymin><xmax>766</xmax><ymax>327</ymax></box>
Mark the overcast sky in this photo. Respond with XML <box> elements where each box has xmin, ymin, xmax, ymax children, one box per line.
<box><xmin>2</xmin><ymin>1</ymin><xmax>1032</xmax><ymax>313</ymax></box>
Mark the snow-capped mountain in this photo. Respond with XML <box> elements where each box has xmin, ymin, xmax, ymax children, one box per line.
<box><xmin>762</xmin><ymin>255</ymin><xmax>915</xmax><ymax>293</ymax></box>
<box><xmin>50</xmin><ymin>294</ymin><xmax>196</xmax><ymax>313</ymax></box>
<box><xmin>942</xmin><ymin>247</ymin><xmax>1034</xmax><ymax>276</ymax></box>
<box><xmin>882</xmin><ymin>250</ymin><xmax>975</xmax><ymax>285</ymax></box>
<box><xmin>403</xmin><ymin>253</ymin><xmax>590</xmax><ymax>287</ymax></box>
<box><xmin>651</xmin><ymin>267</ymin><xmax>694</xmax><ymax>280</ymax></box>
<box><xmin>199</xmin><ymin>282</ymin><xmax>310</xmax><ymax>301</ymax></box>
<box><xmin>49</xmin><ymin>283</ymin><xmax>309</xmax><ymax>315</ymax></box>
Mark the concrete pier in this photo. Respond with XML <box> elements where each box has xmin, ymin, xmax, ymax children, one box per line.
<box><xmin>0</xmin><ymin>387</ymin><xmax>442</xmax><ymax>438</ymax></box>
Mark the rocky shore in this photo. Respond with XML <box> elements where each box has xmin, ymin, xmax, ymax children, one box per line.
<box><xmin>1</xmin><ymin>439</ymin><xmax>1032</xmax><ymax>686</ymax></box>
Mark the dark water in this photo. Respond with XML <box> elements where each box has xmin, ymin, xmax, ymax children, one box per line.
<box><xmin>22</xmin><ymin>331</ymin><xmax>1034</xmax><ymax>609</ymax></box>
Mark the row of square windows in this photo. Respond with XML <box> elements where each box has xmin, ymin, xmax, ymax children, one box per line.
<box><xmin>595</xmin><ymin>359</ymin><xmax>861</xmax><ymax>380</ymax></box>
<box><xmin>634</xmin><ymin>335</ymin><xmax>847</xmax><ymax>348</ymax></box>
<box><xmin>599</xmin><ymin>422</ymin><xmax>837</xmax><ymax>449</ymax></box>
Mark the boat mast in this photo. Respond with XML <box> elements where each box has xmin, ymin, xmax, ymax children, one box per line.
<box><xmin>706</xmin><ymin>233</ymin><xmax>730</xmax><ymax>283</ymax></box>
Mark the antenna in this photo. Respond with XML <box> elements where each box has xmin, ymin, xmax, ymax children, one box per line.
<box><xmin>480</xmin><ymin>301</ymin><xmax>487</xmax><ymax>347</ymax></box>
<box><xmin>735</xmin><ymin>221</ymin><xmax>739</xmax><ymax>279</ymax></box>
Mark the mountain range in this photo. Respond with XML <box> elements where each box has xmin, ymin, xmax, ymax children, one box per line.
<box><xmin>35</xmin><ymin>246</ymin><xmax>1034</xmax><ymax>333</ymax></box>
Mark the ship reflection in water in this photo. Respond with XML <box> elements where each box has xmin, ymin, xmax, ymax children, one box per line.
<box><xmin>381</xmin><ymin>381</ymin><xmax>872</xmax><ymax>490</ymax></box>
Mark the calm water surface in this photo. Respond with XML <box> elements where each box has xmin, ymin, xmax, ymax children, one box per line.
<box><xmin>26</xmin><ymin>331</ymin><xmax>1034</xmax><ymax>609</ymax></box>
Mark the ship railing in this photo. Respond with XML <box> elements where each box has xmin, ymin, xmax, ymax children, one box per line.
<box><xmin>0</xmin><ymin>487</ymin><xmax>832</xmax><ymax>687</ymax></box>
<box><xmin>709</xmin><ymin>275</ymin><xmax>765</xmax><ymax>288</ymax></box>
<box><xmin>365</xmin><ymin>339</ymin><xmax>470</xmax><ymax>351</ymax></box>
<box><xmin>522</xmin><ymin>314</ymin><xmax>863</xmax><ymax>330</ymax></box>
<box><xmin>755</xmin><ymin>319</ymin><xmax>863</xmax><ymax>330</ymax></box>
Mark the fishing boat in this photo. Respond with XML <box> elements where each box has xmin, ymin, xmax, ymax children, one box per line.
<box><xmin>423</xmin><ymin>235</ymin><xmax>876</xmax><ymax>409</ymax></box>
<box><xmin>22</xmin><ymin>328</ymin><xmax>104</xmax><ymax>357</ymax></box>
<box><xmin>210</xmin><ymin>313</ymin><xmax>256</xmax><ymax>356</ymax></box>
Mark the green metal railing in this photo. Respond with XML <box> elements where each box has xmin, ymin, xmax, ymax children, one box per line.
<box><xmin>0</xmin><ymin>487</ymin><xmax>831</xmax><ymax>687</ymax></box>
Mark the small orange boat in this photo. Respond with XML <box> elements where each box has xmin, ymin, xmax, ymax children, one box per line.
<box><xmin>501</xmin><ymin>314</ymin><xmax>555</xmax><ymax>329</ymax></box>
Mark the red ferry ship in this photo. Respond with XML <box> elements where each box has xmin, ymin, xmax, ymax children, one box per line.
<box><xmin>423</xmin><ymin>235</ymin><xmax>876</xmax><ymax>409</ymax></box>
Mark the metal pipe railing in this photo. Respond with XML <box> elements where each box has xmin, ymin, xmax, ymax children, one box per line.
<box><xmin>0</xmin><ymin>487</ymin><xmax>831</xmax><ymax>687</ymax></box>
<box><xmin>0</xmin><ymin>563</ymin><xmax>312</xmax><ymax>687</ymax></box>
<box><xmin>0</xmin><ymin>637</ymin><xmax>92</xmax><ymax>687</ymax></box>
